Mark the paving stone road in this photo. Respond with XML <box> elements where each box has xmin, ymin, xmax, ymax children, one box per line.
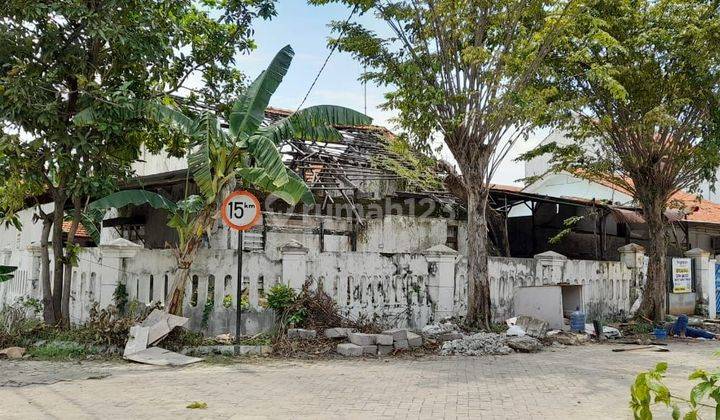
<box><xmin>1</xmin><ymin>341</ymin><xmax>718</xmax><ymax>419</ymax></box>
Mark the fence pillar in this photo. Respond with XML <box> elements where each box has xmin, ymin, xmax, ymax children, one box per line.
<box><xmin>686</xmin><ymin>247</ymin><xmax>712</xmax><ymax>316</ymax></box>
<box><xmin>533</xmin><ymin>251</ymin><xmax>567</xmax><ymax>284</ymax></box>
<box><xmin>618</xmin><ymin>243</ymin><xmax>646</xmax><ymax>315</ymax></box>
<box><xmin>26</xmin><ymin>244</ymin><xmax>44</xmax><ymax>297</ymax></box>
<box><xmin>425</xmin><ymin>244</ymin><xmax>458</xmax><ymax>319</ymax></box>
<box><xmin>280</xmin><ymin>240</ymin><xmax>308</xmax><ymax>290</ymax></box>
<box><xmin>98</xmin><ymin>238</ymin><xmax>142</xmax><ymax>308</ymax></box>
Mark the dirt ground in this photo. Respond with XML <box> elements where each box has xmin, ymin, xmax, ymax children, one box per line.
<box><xmin>1</xmin><ymin>341</ymin><xmax>718</xmax><ymax>419</ymax></box>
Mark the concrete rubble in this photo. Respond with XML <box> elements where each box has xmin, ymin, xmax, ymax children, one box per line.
<box><xmin>335</xmin><ymin>328</ymin><xmax>423</xmax><ymax>357</ymax></box>
<box><xmin>287</xmin><ymin>328</ymin><xmax>317</xmax><ymax>340</ymax></box>
<box><xmin>324</xmin><ymin>328</ymin><xmax>354</xmax><ymax>339</ymax></box>
<box><xmin>440</xmin><ymin>332</ymin><xmax>513</xmax><ymax>356</ymax></box>
<box><xmin>123</xmin><ymin>309</ymin><xmax>202</xmax><ymax>366</ymax></box>
<box><xmin>421</xmin><ymin>323</ymin><xmax>463</xmax><ymax>342</ymax></box>
<box><xmin>506</xmin><ymin>336</ymin><xmax>542</xmax><ymax>353</ymax></box>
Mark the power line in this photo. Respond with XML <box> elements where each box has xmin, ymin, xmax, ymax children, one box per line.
<box><xmin>296</xmin><ymin>6</ymin><xmax>358</xmax><ymax>112</ymax></box>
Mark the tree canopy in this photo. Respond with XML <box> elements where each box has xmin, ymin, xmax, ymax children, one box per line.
<box><xmin>311</xmin><ymin>0</ymin><xmax>576</xmax><ymax>326</ymax></box>
<box><xmin>0</xmin><ymin>0</ymin><xmax>276</xmax><ymax>324</ymax></box>
<box><xmin>522</xmin><ymin>0</ymin><xmax>720</xmax><ymax>320</ymax></box>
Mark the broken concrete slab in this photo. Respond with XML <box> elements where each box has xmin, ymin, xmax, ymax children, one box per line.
<box><xmin>124</xmin><ymin>346</ymin><xmax>202</xmax><ymax>366</ymax></box>
<box><xmin>140</xmin><ymin>309</ymin><xmax>189</xmax><ymax>345</ymax></box>
<box><xmin>407</xmin><ymin>332</ymin><xmax>423</xmax><ymax>348</ymax></box>
<box><xmin>393</xmin><ymin>339</ymin><xmax>409</xmax><ymax>350</ymax></box>
<box><xmin>506</xmin><ymin>336</ymin><xmax>542</xmax><ymax>353</ymax></box>
<box><xmin>377</xmin><ymin>345</ymin><xmax>393</xmax><ymax>356</ymax></box>
<box><xmin>324</xmin><ymin>328</ymin><xmax>354</xmax><ymax>339</ymax></box>
<box><xmin>382</xmin><ymin>328</ymin><xmax>408</xmax><ymax>341</ymax></box>
<box><xmin>362</xmin><ymin>345</ymin><xmax>377</xmax><ymax>355</ymax></box>
<box><xmin>374</xmin><ymin>334</ymin><xmax>393</xmax><ymax>346</ymax></box>
<box><xmin>515</xmin><ymin>315</ymin><xmax>549</xmax><ymax>338</ymax></box>
<box><xmin>123</xmin><ymin>325</ymin><xmax>150</xmax><ymax>357</ymax></box>
<box><xmin>287</xmin><ymin>328</ymin><xmax>317</xmax><ymax>340</ymax></box>
<box><xmin>348</xmin><ymin>332</ymin><xmax>376</xmax><ymax>346</ymax></box>
<box><xmin>337</xmin><ymin>343</ymin><xmax>363</xmax><ymax>357</ymax></box>
<box><xmin>0</xmin><ymin>347</ymin><xmax>25</xmax><ymax>359</ymax></box>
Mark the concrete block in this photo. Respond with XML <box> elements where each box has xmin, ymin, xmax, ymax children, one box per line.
<box><xmin>377</xmin><ymin>345</ymin><xmax>393</xmax><ymax>356</ymax></box>
<box><xmin>394</xmin><ymin>339</ymin><xmax>409</xmax><ymax>350</ymax></box>
<box><xmin>337</xmin><ymin>343</ymin><xmax>363</xmax><ymax>357</ymax></box>
<box><xmin>348</xmin><ymin>332</ymin><xmax>376</xmax><ymax>346</ymax></box>
<box><xmin>407</xmin><ymin>332</ymin><xmax>423</xmax><ymax>348</ymax></box>
<box><xmin>382</xmin><ymin>328</ymin><xmax>408</xmax><ymax>341</ymax></box>
<box><xmin>375</xmin><ymin>334</ymin><xmax>393</xmax><ymax>346</ymax></box>
<box><xmin>362</xmin><ymin>345</ymin><xmax>377</xmax><ymax>355</ymax></box>
<box><xmin>287</xmin><ymin>328</ymin><xmax>317</xmax><ymax>340</ymax></box>
<box><xmin>324</xmin><ymin>328</ymin><xmax>354</xmax><ymax>339</ymax></box>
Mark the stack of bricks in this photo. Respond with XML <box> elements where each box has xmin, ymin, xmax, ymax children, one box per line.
<box><xmin>333</xmin><ymin>328</ymin><xmax>423</xmax><ymax>357</ymax></box>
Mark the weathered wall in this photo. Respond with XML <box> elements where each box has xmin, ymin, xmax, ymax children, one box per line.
<box><xmin>0</xmin><ymin>242</ymin><xmax>649</xmax><ymax>333</ymax></box>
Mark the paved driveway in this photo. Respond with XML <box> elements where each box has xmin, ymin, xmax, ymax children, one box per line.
<box><xmin>1</xmin><ymin>342</ymin><xmax>718</xmax><ymax>419</ymax></box>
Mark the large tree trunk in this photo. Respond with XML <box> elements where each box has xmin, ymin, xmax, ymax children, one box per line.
<box><xmin>61</xmin><ymin>198</ymin><xmax>82</xmax><ymax>327</ymax></box>
<box><xmin>51</xmin><ymin>196</ymin><xmax>67</xmax><ymax>323</ymax></box>
<box><xmin>166</xmin><ymin>236</ymin><xmax>202</xmax><ymax>315</ymax></box>
<box><xmin>39</xmin><ymin>214</ymin><xmax>55</xmax><ymax>325</ymax></box>
<box><xmin>638</xmin><ymin>201</ymin><xmax>668</xmax><ymax>322</ymax></box>
<box><xmin>465</xmin><ymin>182</ymin><xmax>493</xmax><ymax>328</ymax></box>
<box><xmin>167</xmin><ymin>267</ymin><xmax>192</xmax><ymax>316</ymax></box>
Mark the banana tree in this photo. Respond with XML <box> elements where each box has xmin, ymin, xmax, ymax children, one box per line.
<box><xmin>90</xmin><ymin>45</ymin><xmax>371</xmax><ymax>315</ymax></box>
<box><xmin>0</xmin><ymin>265</ymin><xmax>17</xmax><ymax>283</ymax></box>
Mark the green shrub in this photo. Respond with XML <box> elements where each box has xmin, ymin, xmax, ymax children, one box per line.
<box><xmin>266</xmin><ymin>284</ymin><xmax>296</xmax><ymax>312</ymax></box>
<box><xmin>28</xmin><ymin>340</ymin><xmax>94</xmax><ymax>360</ymax></box>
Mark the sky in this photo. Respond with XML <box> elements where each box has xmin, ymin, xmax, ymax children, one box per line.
<box><xmin>227</xmin><ymin>1</ymin><xmax>546</xmax><ymax>187</ymax></box>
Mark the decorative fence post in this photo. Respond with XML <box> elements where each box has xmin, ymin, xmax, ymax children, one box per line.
<box><xmin>685</xmin><ymin>247</ymin><xmax>713</xmax><ymax>317</ymax></box>
<box><xmin>98</xmin><ymin>238</ymin><xmax>142</xmax><ymax>308</ymax></box>
<box><xmin>533</xmin><ymin>251</ymin><xmax>567</xmax><ymax>285</ymax></box>
<box><xmin>279</xmin><ymin>240</ymin><xmax>308</xmax><ymax>291</ymax></box>
<box><xmin>24</xmin><ymin>244</ymin><xmax>44</xmax><ymax>301</ymax></box>
<box><xmin>618</xmin><ymin>243</ymin><xmax>646</xmax><ymax>314</ymax></box>
<box><xmin>425</xmin><ymin>244</ymin><xmax>459</xmax><ymax>320</ymax></box>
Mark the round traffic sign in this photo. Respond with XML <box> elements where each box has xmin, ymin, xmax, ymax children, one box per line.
<box><xmin>221</xmin><ymin>191</ymin><xmax>261</xmax><ymax>231</ymax></box>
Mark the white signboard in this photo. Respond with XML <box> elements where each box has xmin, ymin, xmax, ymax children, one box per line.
<box><xmin>221</xmin><ymin>191</ymin><xmax>261</xmax><ymax>231</ymax></box>
<box><xmin>672</xmin><ymin>257</ymin><xmax>692</xmax><ymax>293</ymax></box>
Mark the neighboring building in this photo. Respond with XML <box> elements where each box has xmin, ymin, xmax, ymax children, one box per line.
<box><xmin>518</xmin><ymin>131</ymin><xmax>720</xmax><ymax>258</ymax></box>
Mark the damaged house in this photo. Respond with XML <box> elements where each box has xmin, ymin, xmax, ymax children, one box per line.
<box><xmin>2</xmin><ymin>110</ymin><xmax>710</xmax><ymax>333</ymax></box>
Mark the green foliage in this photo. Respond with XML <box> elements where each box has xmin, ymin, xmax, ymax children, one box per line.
<box><xmin>28</xmin><ymin>340</ymin><xmax>94</xmax><ymax>360</ymax></box>
<box><xmin>0</xmin><ymin>265</ymin><xmax>17</xmax><ymax>283</ymax></box>
<box><xmin>223</xmin><ymin>294</ymin><xmax>234</xmax><ymax>309</ymax></box>
<box><xmin>186</xmin><ymin>402</ymin><xmax>208</xmax><ymax>409</ymax></box>
<box><xmin>630</xmin><ymin>361</ymin><xmax>720</xmax><ymax>419</ymax></box>
<box><xmin>310</xmin><ymin>0</ymin><xmax>573</xmax><ymax>165</ymax></box>
<box><xmin>548</xmin><ymin>215</ymin><xmax>585</xmax><ymax>245</ymax></box>
<box><xmin>266</xmin><ymin>284</ymin><xmax>297</xmax><ymax>312</ymax></box>
<box><xmin>525</xmin><ymin>0</ymin><xmax>720</xmax><ymax>320</ymax></box>
<box><xmin>113</xmin><ymin>283</ymin><xmax>129</xmax><ymax>315</ymax></box>
<box><xmin>371</xmin><ymin>135</ymin><xmax>442</xmax><ymax>192</ymax></box>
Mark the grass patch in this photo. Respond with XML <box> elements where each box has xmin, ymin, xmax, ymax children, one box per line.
<box><xmin>186</xmin><ymin>401</ymin><xmax>208</xmax><ymax>409</ymax></box>
<box><xmin>27</xmin><ymin>340</ymin><xmax>99</xmax><ymax>360</ymax></box>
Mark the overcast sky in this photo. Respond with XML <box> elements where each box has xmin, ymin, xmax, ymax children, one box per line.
<box><xmin>224</xmin><ymin>1</ymin><xmax>546</xmax><ymax>187</ymax></box>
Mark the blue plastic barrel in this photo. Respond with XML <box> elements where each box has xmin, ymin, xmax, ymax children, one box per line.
<box><xmin>654</xmin><ymin>327</ymin><xmax>668</xmax><ymax>340</ymax></box>
<box><xmin>570</xmin><ymin>307</ymin><xmax>586</xmax><ymax>333</ymax></box>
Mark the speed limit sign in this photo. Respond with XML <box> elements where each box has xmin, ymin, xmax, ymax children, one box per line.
<box><xmin>221</xmin><ymin>190</ymin><xmax>261</xmax><ymax>231</ymax></box>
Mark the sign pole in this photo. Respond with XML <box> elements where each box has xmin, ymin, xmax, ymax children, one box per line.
<box><xmin>221</xmin><ymin>190</ymin><xmax>260</xmax><ymax>351</ymax></box>
<box><xmin>236</xmin><ymin>230</ymin><xmax>244</xmax><ymax>346</ymax></box>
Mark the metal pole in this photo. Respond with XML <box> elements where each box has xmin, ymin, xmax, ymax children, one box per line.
<box><xmin>235</xmin><ymin>230</ymin><xmax>244</xmax><ymax>346</ymax></box>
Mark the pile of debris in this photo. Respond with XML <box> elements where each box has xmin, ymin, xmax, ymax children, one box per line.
<box><xmin>286</xmin><ymin>327</ymin><xmax>424</xmax><ymax>356</ymax></box>
<box><xmin>123</xmin><ymin>309</ymin><xmax>202</xmax><ymax>366</ymax></box>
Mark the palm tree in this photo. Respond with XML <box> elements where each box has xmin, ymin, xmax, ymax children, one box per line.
<box><xmin>89</xmin><ymin>45</ymin><xmax>371</xmax><ymax>315</ymax></box>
